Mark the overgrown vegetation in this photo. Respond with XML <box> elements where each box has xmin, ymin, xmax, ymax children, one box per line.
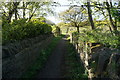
<box><xmin>1</xmin><ymin>0</ymin><xmax>120</xmax><ymax>79</ymax></box>
<box><xmin>2</xmin><ymin>19</ymin><xmax>52</xmax><ymax>45</ymax></box>
<box><xmin>22</xmin><ymin>36</ymin><xmax>62</xmax><ymax>78</ymax></box>
<box><xmin>72</xmin><ymin>29</ymin><xmax>120</xmax><ymax>49</ymax></box>
<box><xmin>64</xmin><ymin>42</ymin><xmax>88</xmax><ymax>79</ymax></box>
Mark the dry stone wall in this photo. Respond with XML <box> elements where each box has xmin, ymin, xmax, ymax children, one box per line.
<box><xmin>70</xmin><ymin>33</ymin><xmax>120</xmax><ymax>79</ymax></box>
<box><xmin>2</xmin><ymin>34</ymin><xmax>53</xmax><ymax>78</ymax></box>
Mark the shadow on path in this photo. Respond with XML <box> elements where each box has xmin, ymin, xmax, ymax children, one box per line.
<box><xmin>35</xmin><ymin>37</ymin><xmax>67</xmax><ymax>78</ymax></box>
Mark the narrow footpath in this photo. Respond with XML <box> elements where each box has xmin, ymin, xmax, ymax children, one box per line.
<box><xmin>35</xmin><ymin>37</ymin><xmax>67</xmax><ymax>78</ymax></box>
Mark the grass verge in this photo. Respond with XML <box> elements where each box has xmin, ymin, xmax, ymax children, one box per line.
<box><xmin>64</xmin><ymin>42</ymin><xmax>88</xmax><ymax>79</ymax></box>
<box><xmin>22</xmin><ymin>36</ymin><xmax>62</xmax><ymax>78</ymax></box>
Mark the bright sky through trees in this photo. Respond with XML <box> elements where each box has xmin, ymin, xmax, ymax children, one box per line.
<box><xmin>46</xmin><ymin>0</ymin><xmax>119</xmax><ymax>24</ymax></box>
<box><xmin>46</xmin><ymin>0</ymin><xmax>70</xmax><ymax>24</ymax></box>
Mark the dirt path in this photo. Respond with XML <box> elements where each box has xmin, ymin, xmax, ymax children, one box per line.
<box><xmin>35</xmin><ymin>37</ymin><xmax>67</xmax><ymax>78</ymax></box>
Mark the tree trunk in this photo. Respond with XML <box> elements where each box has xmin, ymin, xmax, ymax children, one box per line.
<box><xmin>28</xmin><ymin>8</ymin><xmax>38</xmax><ymax>22</ymax></box>
<box><xmin>108</xmin><ymin>25</ymin><xmax>113</xmax><ymax>34</ymax></box>
<box><xmin>87</xmin><ymin>2</ymin><xmax>95</xmax><ymax>29</ymax></box>
<box><xmin>77</xmin><ymin>26</ymin><xmax>80</xmax><ymax>33</ymax></box>
<box><xmin>7</xmin><ymin>2</ymin><xmax>20</xmax><ymax>23</ymax></box>
<box><xmin>7</xmin><ymin>11</ymin><xmax>13</xmax><ymax>23</ymax></box>
<box><xmin>87</xmin><ymin>2</ymin><xmax>95</xmax><ymax>30</ymax></box>
<box><xmin>23</xmin><ymin>2</ymin><xmax>25</xmax><ymax>19</ymax></box>
<box><xmin>106</xmin><ymin>2</ymin><xmax>117</xmax><ymax>31</ymax></box>
<box><xmin>14</xmin><ymin>8</ymin><xmax>17</xmax><ymax>20</ymax></box>
<box><xmin>101</xmin><ymin>9</ymin><xmax>113</xmax><ymax>33</ymax></box>
<box><xmin>13</xmin><ymin>2</ymin><xmax>19</xmax><ymax>20</ymax></box>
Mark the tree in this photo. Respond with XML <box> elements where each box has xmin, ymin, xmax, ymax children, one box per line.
<box><xmin>105</xmin><ymin>0</ymin><xmax>117</xmax><ymax>31</ymax></box>
<box><xmin>91</xmin><ymin>0</ymin><xmax>120</xmax><ymax>32</ymax></box>
<box><xmin>86</xmin><ymin>1</ymin><xmax>95</xmax><ymax>30</ymax></box>
<box><xmin>1</xmin><ymin>2</ymin><xmax>20</xmax><ymax>23</ymax></box>
<box><xmin>59</xmin><ymin>6</ymin><xmax>87</xmax><ymax>33</ymax></box>
<box><xmin>67</xmin><ymin>0</ymin><xmax>95</xmax><ymax>30</ymax></box>
<box><xmin>1</xmin><ymin>0</ymin><xmax>56</xmax><ymax>23</ymax></box>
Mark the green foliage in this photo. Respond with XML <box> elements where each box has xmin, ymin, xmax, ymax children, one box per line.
<box><xmin>51</xmin><ymin>25</ymin><xmax>61</xmax><ymax>37</ymax></box>
<box><xmin>2</xmin><ymin>19</ymin><xmax>52</xmax><ymax>44</ymax></box>
<box><xmin>65</xmin><ymin>42</ymin><xmax>88</xmax><ymax>79</ymax></box>
<box><xmin>73</xmin><ymin>29</ymin><xmax>120</xmax><ymax>49</ymax></box>
<box><xmin>111</xmin><ymin>8</ymin><xmax>120</xmax><ymax>22</ymax></box>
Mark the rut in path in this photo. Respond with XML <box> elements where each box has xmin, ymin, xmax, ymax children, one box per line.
<box><xmin>35</xmin><ymin>38</ymin><xmax>67</xmax><ymax>78</ymax></box>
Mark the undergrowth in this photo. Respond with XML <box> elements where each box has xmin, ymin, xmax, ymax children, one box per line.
<box><xmin>64</xmin><ymin>42</ymin><xmax>88</xmax><ymax>80</ymax></box>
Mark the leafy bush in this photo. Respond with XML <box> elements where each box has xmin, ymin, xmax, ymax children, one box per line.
<box><xmin>72</xmin><ymin>29</ymin><xmax>120</xmax><ymax>49</ymax></box>
<box><xmin>2</xmin><ymin>19</ymin><xmax>52</xmax><ymax>44</ymax></box>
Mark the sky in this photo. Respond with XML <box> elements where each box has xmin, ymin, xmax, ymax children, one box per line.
<box><xmin>6</xmin><ymin>0</ymin><xmax>119</xmax><ymax>24</ymax></box>
<box><xmin>45</xmin><ymin>0</ymin><xmax>119</xmax><ymax>24</ymax></box>
<box><xmin>45</xmin><ymin>0</ymin><xmax>101</xmax><ymax>24</ymax></box>
<box><xmin>46</xmin><ymin>0</ymin><xmax>71</xmax><ymax>24</ymax></box>
<box><xmin>45</xmin><ymin>0</ymin><xmax>85</xmax><ymax>24</ymax></box>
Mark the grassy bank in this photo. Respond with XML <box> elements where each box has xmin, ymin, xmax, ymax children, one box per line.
<box><xmin>22</xmin><ymin>36</ymin><xmax>62</xmax><ymax>78</ymax></box>
<box><xmin>63</xmin><ymin>42</ymin><xmax>88</xmax><ymax>79</ymax></box>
